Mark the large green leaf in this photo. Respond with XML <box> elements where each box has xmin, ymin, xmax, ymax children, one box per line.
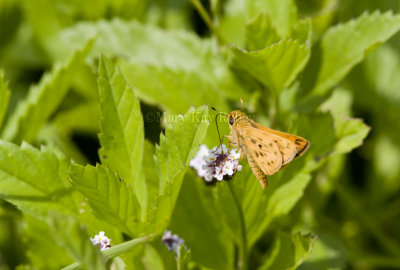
<box><xmin>1</xmin><ymin>39</ymin><xmax>93</xmax><ymax>143</ymax></box>
<box><xmin>320</xmin><ymin>88</ymin><xmax>370</xmax><ymax>155</ymax></box>
<box><xmin>56</xmin><ymin>19</ymin><xmax>245</xmax><ymax>106</ymax></box>
<box><xmin>23</xmin><ymin>214</ymin><xmax>73</xmax><ymax>270</ymax></box>
<box><xmin>145</xmin><ymin>106</ymin><xmax>209</xmax><ymax>234</ymax></box>
<box><xmin>260</xmin><ymin>232</ymin><xmax>317</xmax><ymax>270</ymax></box>
<box><xmin>231</xmin><ymin>40</ymin><xmax>310</xmax><ymax>94</ymax></box>
<box><xmin>23</xmin><ymin>0</ymin><xmax>148</xmax><ymax>59</ymax></box>
<box><xmin>97</xmin><ymin>55</ymin><xmax>144</xmax><ymax>191</ymax></box>
<box><xmin>118</xmin><ymin>61</ymin><xmax>231</xmax><ymax>114</ymax></box>
<box><xmin>69</xmin><ymin>164</ymin><xmax>141</xmax><ymax>237</ymax></box>
<box><xmin>246</xmin><ymin>13</ymin><xmax>280</xmax><ymax>51</ymax></box>
<box><xmin>312</xmin><ymin>11</ymin><xmax>400</xmax><ymax>96</ymax></box>
<box><xmin>0</xmin><ymin>70</ymin><xmax>10</xmax><ymax>131</ymax></box>
<box><xmin>334</xmin><ymin>116</ymin><xmax>370</xmax><ymax>155</ymax></box>
<box><xmin>156</xmin><ymin>106</ymin><xmax>209</xmax><ymax>195</ymax></box>
<box><xmin>50</xmin><ymin>213</ymin><xmax>106</xmax><ymax>270</ymax></box>
<box><xmin>246</xmin><ymin>0</ymin><xmax>298</xmax><ymax>38</ymax></box>
<box><xmin>0</xmin><ymin>140</ymin><xmax>77</xmax><ymax>218</ymax></box>
<box><xmin>170</xmin><ymin>173</ymin><xmax>235</xmax><ymax>270</ymax></box>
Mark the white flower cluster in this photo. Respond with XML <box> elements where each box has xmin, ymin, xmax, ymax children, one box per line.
<box><xmin>162</xmin><ymin>230</ymin><xmax>185</xmax><ymax>255</ymax></box>
<box><xmin>190</xmin><ymin>144</ymin><xmax>242</xmax><ymax>182</ymax></box>
<box><xmin>90</xmin><ymin>231</ymin><xmax>111</xmax><ymax>251</ymax></box>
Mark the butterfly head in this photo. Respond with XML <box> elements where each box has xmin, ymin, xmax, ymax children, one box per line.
<box><xmin>227</xmin><ymin>110</ymin><xmax>249</xmax><ymax>126</ymax></box>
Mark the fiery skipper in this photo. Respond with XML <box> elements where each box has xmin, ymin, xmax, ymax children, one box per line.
<box><xmin>224</xmin><ymin>110</ymin><xmax>309</xmax><ymax>188</ymax></box>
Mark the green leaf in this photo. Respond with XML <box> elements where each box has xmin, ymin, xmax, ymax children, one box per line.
<box><xmin>245</xmin><ymin>14</ymin><xmax>311</xmax><ymax>59</ymax></box>
<box><xmin>23</xmin><ymin>214</ymin><xmax>73</xmax><ymax>270</ymax></box>
<box><xmin>246</xmin><ymin>0</ymin><xmax>298</xmax><ymax>38</ymax></box>
<box><xmin>248</xmin><ymin>171</ymin><xmax>312</xmax><ymax>248</ymax></box>
<box><xmin>320</xmin><ymin>89</ymin><xmax>370</xmax><ymax>155</ymax></box>
<box><xmin>260</xmin><ymin>231</ymin><xmax>317</xmax><ymax>270</ymax></box>
<box><xmin>299</xmin><ymin>233</ymin><xmax>347</xmax><ymax>270</ymax></box>
<box><xmin>156</xmin><ymin>106</ymin><xmax>209</xmax><ymax>196</ymax></box>
<box><xmin>177</xmin><ymin>244</ymin><xmax>191</xmax><ymax>270</ymax></box>
<box><xmin>0</xmin><ymin>140</ymin><xmax>77</xmax><ymax>218</ymax></box>
<box><xmin>296</xmin><ymin>113</ymin><xmax>336</xmax><ymax>158</ymax></box>
<box><xmin>170</xmin><ymin>173</ymin><xmax>234</xmax><ymax>270</ymax></box>
<box><xmin>145</xmin><ymin>106</ymin><xmax>209</xmax><ymax>234</ymax></box>
<box><xmin>292</xmin><ymin>19</ymin><xmax>312</xmax><ymax>46</ymax></box>
<box><xmin>312</xmin><ymin>11</ymin><xmax>400</xmax><ymax>96</ymax></box>
<box><xmin>118</xmin><ymin>61</ymin><xmax>231</xmax><ymax>114</ymax></box>
<box><xmin>1</xmin><ymin>38</ymin><xmax>93</xmax><ymax>144</ymax></box>
<box><xmin>218</xmin><ymin>0</ymin><xmax>247</xmax><ymax>46</ymax></box>
<box><xmin>246</xmin><ymin>13</ymin><xmax>280</xmax><ymax>51</ymax></box>
<box><xmin>69</xmin><ymin>164</ymin><xmax>141</xmax><ymax>237</ymax></box>
<box><xmin>50</xmin><ymin>212</ymin><xmax>106</xmax><ymax>270</ymax></box>
<box><xmin>140</xmin><ymin>245</ymin><xmax>165</xmax><ymax>270</ymax></box>
<box><xmin>23</xmin><ymin>0</ymin><xmax>148</xmax><ymax>59</ymax></box>
<box><xmin>97</xmin><ymin>55</ymin><xmax>144</xmax><ymax>192</ymax></box>
<box><xmin>0</xmin><ymin>70</ymin><xmax>10</xmax><ymax>131</ymax></box>
<box><xmin>142</xmin><ymin>140</ymin><xmax>160</xmax><ymax>216</ymax></box>
<box><xmin>227</xmin><ymin>164</ymin><xmax>269</xmax><ymax>249</ymax></box>
<box><xmin>56</xmin><ymin>19</ymin><xmax>245</xmax><ymax>108</ymax></box>
<box><xmin>334</xmin><ymin>116</ymin><xmax>370</xmax><ymax>155</ymax></box>
<box><xmin>230</xmin><ymin>40</ymin><xmax>310</xmax><ymax>94</ymax></box>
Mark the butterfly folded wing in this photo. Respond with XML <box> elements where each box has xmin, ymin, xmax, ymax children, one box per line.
<box><xmin>252</xmin><ymin>122</ymin><xmax>310</xmax><ymax>159</ymax></box>
<box><xmin>241</xmin><ymin>131</ymin><xmax>283</xmax><ymax>175</ymax></box>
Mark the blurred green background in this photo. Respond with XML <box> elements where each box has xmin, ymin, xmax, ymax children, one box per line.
<box><xmin>1</xmin><ymin>0</ymin><xmax>400</xmax><ymax>269</ymax></box>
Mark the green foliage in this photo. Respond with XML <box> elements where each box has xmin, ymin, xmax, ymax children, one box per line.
<box><xmin>247</xmin><ymin>0</ymin><xmax>298</xmax><ymax>38</ymax></box>
<box><xmin>231</xmin><ymin>39</ymin><xmax>310</xmax><ymax>94</ymax></box>
<box><xmin>0</xmin><ymin>140</ymin><xmax>76</xmax><ymax>218</ymax></box>
<box><xmin>1</xmin><ymin>39</ymin><xmax>93</xmax><ymax>144</ymax></box>
<box><xmin>311</xmin><ymin>11</ymin><xmax>400</xmax><ymax>96</ymax></box>
<box><xmin>260</xmin><ymin>232</ymin><xmax>317</xmax><ymax>270</ymax></box>
<box><xmin>97</xmin><ymin>55</ymin><xmax>144</xmax><ymax>190</ymax></box>
<box><xmin>0</xmin><ymin>70</ymin><xmax>10</xmax><ymax>130</ymax></box>
<box><xmin>70</xmin><ymin>164</ymin><xmax>141</xmax><ymax>237</ymax></box>
<box><xmin>0</xmin><ymin>1</ymin><xmax>399</xmax><ymax>269</ymax></box>
<box><xmin>50</xmin><ymin>213</ymin><xmax>107</xmax><ymax>270</ymax></box>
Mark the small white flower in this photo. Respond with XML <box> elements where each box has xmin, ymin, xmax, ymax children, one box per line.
<box><xmin>90</xmin><ymin>231</ymin><xmax>111</xmax><ymax>251</ymax></box>
<box><xmin>228</xmin><ymin>149</ymin><xmax>241</xmax><ymax>160</ymax></box>
<box><xmin>190</xmin><ymin>145</ymin><xmax>209</xmax><ymax>177</ymax></box>
<box><xmin>223</xmin><ymin>160</ymin><xmax>235</xmax><ymax>175</ymax></box>
<box><xmin>190</xmin><ymin>144</ymin><xmax>242</xmax><ymax>182</ymax></box>
<box><xmin>162</xmin><ymin>230</ymin><xmax>185</xmax><ymax>255</ymax></box>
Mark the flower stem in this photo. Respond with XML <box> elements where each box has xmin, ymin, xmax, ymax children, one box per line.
<box><xmin>61</xmin><ymin>234</ymin><xmax>155</xmax><ymax>270</ymax></box>
<box><xmin>228</xmin><ymin>182</ymin><xmax>248</xmax><ymax>270</ymax></box>
<box><xmin>190</xmin><ymin>0</ymin><xmax>226</xmax><ymax>44</ymax></box>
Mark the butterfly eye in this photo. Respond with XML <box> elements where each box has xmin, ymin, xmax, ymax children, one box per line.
<box><xmin>229</xmin><ymin>116</ymin><xmax>234</xmax><ymax>125</ymax></box>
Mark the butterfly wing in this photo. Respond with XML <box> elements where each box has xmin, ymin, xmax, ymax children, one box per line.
<box><xmin>252</xmin><ymin>122</ymin><xmax>310</xmax><ymax>159</ymax></box>
<box><xmin>241</xmin><ymin>129</ymin><xmax>283</xmax><ymax>175</ymax></box>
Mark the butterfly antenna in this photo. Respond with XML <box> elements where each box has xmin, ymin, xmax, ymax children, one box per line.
<box><xmin>211</xmin><ymin>107</ymin><xmax>226</xmax><ymax>149</ymax></box>
<box><xmin>240</xmin><ymin>98</ymin><xmax>244</xmax><ymax>111</ymax></box>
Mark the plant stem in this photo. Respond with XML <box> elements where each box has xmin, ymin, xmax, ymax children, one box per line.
<box><xmin>190</xmin><ymin>0</ymin><xmax>226</xmax><ymax>44</ymax></box>
<box><xmin>61</xmin><ymin>234</ymin><xmax>155</xmax><ymax>270</ymax></box>
<box><xmin>228</xmin><ymin>182</ymin><xmax>248</xmax><ymax>270</ymax></box>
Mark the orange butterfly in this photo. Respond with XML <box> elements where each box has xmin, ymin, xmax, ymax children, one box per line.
<box><xmin>225</xmin><ymin>110</ymin><xmax>309</xmax><ymax>188</ymax></box>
